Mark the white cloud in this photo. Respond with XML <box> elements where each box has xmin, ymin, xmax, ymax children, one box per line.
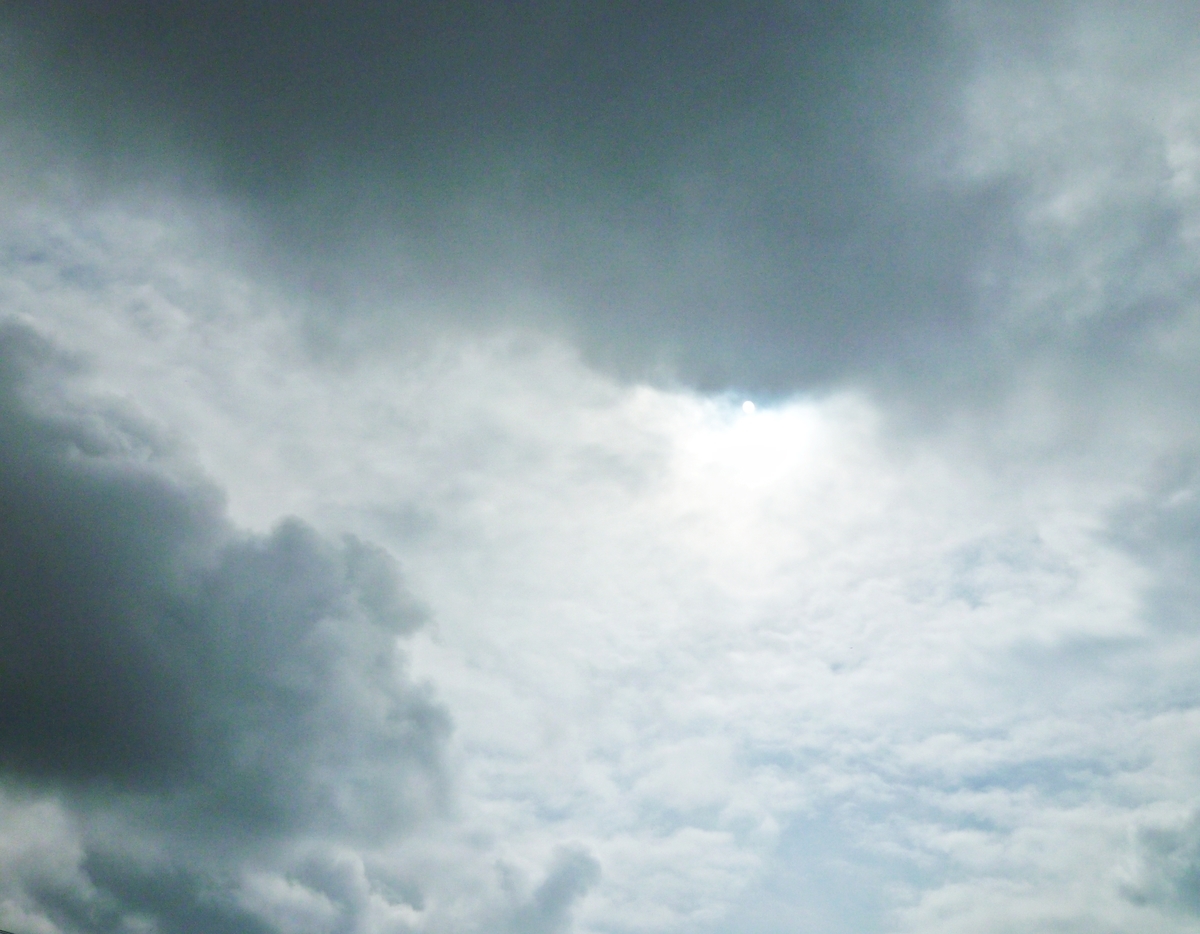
<box><xmin>0</xmin><ymin>189</ymin><xmax>1185</xmax><ymax>933</ymax></box>
<box><xmin>6</xmin><ymin>9</ymin><xmax>1200</xmax><ymax>927</ymax></box>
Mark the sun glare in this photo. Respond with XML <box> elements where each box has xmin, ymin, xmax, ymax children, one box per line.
<box><xmin>667</xmin><ymin>396</ymin><xmax>841</xmax><ymax>500</ymax></box>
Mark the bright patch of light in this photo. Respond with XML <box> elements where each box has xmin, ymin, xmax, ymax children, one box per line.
<box><xmin>659</xmin><ymin>395</ymin><xmax>879</xmax><ymax>553</ymax></box>
<box><xmin>742</xmin><ymin>400</ymin><xmax>756</xmax><ymax>415</ymax></box>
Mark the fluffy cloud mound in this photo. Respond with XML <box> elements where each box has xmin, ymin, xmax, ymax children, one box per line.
<box><xmin>0</xmin><ymin>325</ymin><xmax>449</xmax><ymax>934</ymax></box>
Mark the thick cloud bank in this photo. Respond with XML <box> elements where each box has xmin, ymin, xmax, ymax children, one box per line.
<box><xmin>0</xmin><ymin>326</ymin><xmax>449</xmax><ymax>934</ymax></box>
<box><xmin>6</xmin><ymin>2</ymin><xmax>1200</xmax><ymax>934</ymax></box>
<box><xmin>0</xmin><ymin>0</ymin><xmax>990</xmax><ymax>389</ymax></box>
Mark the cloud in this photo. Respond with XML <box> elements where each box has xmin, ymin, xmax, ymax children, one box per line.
<box><xmin>1127</xmin><ymin>810</ymin><xmax>1200</xmax><ymax>915</ymax></box>
<box><xmin>0</xmin><ymin>0</ymin><xmax>1003</xmax><ymax>391</ymax></box>
<box><xmin>504</xmin><ymin>847</ymin><xmax>602</xmax><ymax>934</ymax></box>
<box><xmin>6</xmin><ymin>3</ymin><xmax>1200</xmax><ymax>934</ymax></box>
<box><xmin>4</xmin><ymin>182</ymin><xmax>1200</xmax><ymax>931</ymax></box>
<box><xmin>0</xmin><ymin>323</ymin><xmax>449</xmax><ymax>933</ymax></box>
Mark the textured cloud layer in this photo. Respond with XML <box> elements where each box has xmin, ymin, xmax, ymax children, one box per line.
<box><xmin>5</xmin><ymin>3</ymin><xmax>1200</xmax><ymax>934</ymax></box>
<box><xmin>4</xmin><ymin>180</ymin><xmax>1200</xmax><ymax>932</ymax></box>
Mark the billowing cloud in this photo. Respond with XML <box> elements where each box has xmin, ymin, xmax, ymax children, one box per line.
<box><xmin>0</xmin><ymin>324</ymin><xmax>449</xmax><ymax>933</ymax></box>
<box><xmin>4</xmin><ymin>2</ymin><xmax>1200</xmax><ymax>934</ymax></box>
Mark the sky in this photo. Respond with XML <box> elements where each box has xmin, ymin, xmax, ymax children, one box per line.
<box><xmin>2</xmin><ymin>2</ymin><xmax>1200</xmax><ymax>933</ymax></box>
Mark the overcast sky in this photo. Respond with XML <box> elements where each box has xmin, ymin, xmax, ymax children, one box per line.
<box><xmin>3</xmin><ymin>3</ymin><xmax>1200</xmax><ymax>933</ymax></box>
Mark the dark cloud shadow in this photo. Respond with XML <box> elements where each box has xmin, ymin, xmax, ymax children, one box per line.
<box><xmin>0</xmin><ymin>1</ymin><xmax>1012</xmax><ymax>393</ymax></box>
<box><xmin>0</xmin><ymin>322</ymin><xmax>449</xmax><ymax>932</ymax></box>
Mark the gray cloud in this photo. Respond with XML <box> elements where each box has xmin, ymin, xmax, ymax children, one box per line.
<box><xmin>0</xmin><ymin>1</ymin><xmax>1007</xmax><ymax>391</ymax></box>
<box><xmin>504</xmin><ymin>847</ymin><xmax>601</xmax><ymax>934</ymax></box>
<box><xmin>7</xmin><ymin>1</ymin><xmax>1199</xmax><ymax>408</ymax></box>
<box><xmin>0</xmin><ymin>323</ymin><xmax>449</xmax><ymax>933</ymax></box>
<box><xmin>1128</xmin><ymin>812</ymin><xmax>1200</xmax><ymax>915</ymax></box>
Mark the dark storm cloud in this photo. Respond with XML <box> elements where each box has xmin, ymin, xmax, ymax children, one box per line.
<box><xmin>1</xmin><ymin>1</ymin><xmax>1007</xmax><ymax>390</ymax></box>
<box><xmin>31</xmin><ymin>854</ymin><xmax>276</xmax><ymax>934</ymax></box>
<box><xmin>0</xmin><ymin>323</ymin><xmax>448</xmax><ymax>932</ymax></box>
